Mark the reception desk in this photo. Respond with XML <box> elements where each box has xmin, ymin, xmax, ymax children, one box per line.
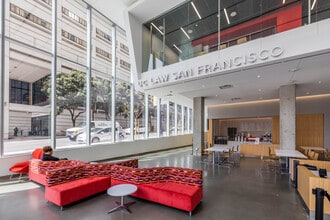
<box><xmin>297</xmin><ymin>165</ymin><xmax>330</xmax><ymax>216</ymax></box>
<box><xmin>240</xmin><ymin>143</ymin><xmax>280</xmax><ymax>159</ymax></box>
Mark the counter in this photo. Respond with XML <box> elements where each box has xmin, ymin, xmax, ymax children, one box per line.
<box><xmin>240</xmin><ymin>143</ymin><xmax>279</xmax><ymax>159</ymax></box>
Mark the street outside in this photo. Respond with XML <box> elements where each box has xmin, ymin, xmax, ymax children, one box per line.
<box><xmin>3</xmin><ymin>135</ymin><xmax>132</xmax><ymax>155</ymax></box>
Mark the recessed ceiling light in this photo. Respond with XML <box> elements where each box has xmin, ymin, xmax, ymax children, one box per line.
<box><xmin>195</xmin><ymin>24</ymin><xmax>198</xmax><ymax>27</ymax></box>
<box><xmin>230</xmin><ymin>11</ymin><xmax>237</xmax><ymax>17</ymax></box>
<box><xmin>187</xmin><ymin>29</ymin><xmax>193</xmax><ymax>34</ymax></box>
<box><xmin>224</xmin><ymin>8</ymin><xmax>230</xmax><ymax>24</ymax></box>
<box><xmin>318</xmin><ymin>80</ymin><xmax>322</xmax><ymax>84</ymax></box>
<box><xmin>258</xmin><ymin>88</ymin><xmax>262</xmax><ymax>92</ymax></box>
<box><xmin>180</xmin><ymin>27</ymin><xmax>190</xmax><ymax>39</ymax></box>
<box><xmin>173</xmin><ymin>44</ymin><xmax>182</xmax><ymax>53</ymax></box>
<box><xmin>257</xmin><ymin>75</ymin><xmax>261</xmax><ymax>78</ymax></box>
<box><xmin>306</xmin><ymin>92</ymin><xmax>310</xmax><ymax>95</ymax></box>
<box><xmin>159</xmin><ymin>26</ymin><xmax>164</xmax><ymax>30</ymax></box>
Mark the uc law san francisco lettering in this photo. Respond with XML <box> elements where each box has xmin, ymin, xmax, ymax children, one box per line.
<box><xmin>138</xmin><ymin>46</ymin><xmax>284</xmax><ymax>88</ymax></box>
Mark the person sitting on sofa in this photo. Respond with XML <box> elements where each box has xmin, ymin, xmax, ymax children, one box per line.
<box><xmin>41</xmin><ymin>146</ymin><xmax>67</xmax><ymax>161</ymax></box>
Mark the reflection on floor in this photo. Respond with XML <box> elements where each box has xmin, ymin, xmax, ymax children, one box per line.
<box><xmin>0</xmin><ymin>146</ymin><xmax>310</xmax><ymax>220</ymax></box>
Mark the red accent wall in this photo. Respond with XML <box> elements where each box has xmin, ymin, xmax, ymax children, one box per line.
<box><xmin>192</xmin><ymin>3</ymin><xmax>302</xmax><ymax>47</ymax></box>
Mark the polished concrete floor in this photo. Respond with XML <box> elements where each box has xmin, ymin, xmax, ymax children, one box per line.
<box><xmin>0</xmin><ymin>147</ymin><xmax>311</xmax><ymax>220</ymax></box>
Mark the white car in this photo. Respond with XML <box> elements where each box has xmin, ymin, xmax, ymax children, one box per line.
<box><xmin>66</xmin><ymin>121</ymin><xmax>120</xmax><ymax>141</ymax></box>
<box><xmin>76</xmin><ymin>127</ymin><xmax>124</xmax><ymax>144</ymax></box>
<box><xmin>124</xmin><ymin>127</ymin><xmax>146</xmax><ymax>135</ymax></box>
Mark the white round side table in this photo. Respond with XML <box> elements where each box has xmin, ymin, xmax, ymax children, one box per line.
<box><xmin>107</xmin><ymin>184</ymin><xmax>138</xmax><ymax>214</ymax></box>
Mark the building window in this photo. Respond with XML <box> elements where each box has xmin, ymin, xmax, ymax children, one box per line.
<box><xmin>62</xmin><ymin>7</ymin><xmax>87</xmax><ymax>27</ymax></box>
<box><xmin>120</xmin><ymin>43</ymin><xmax>129</xmax><ymax>55</ymax></box>
<box><xmin>96</xmin><ymin>47</ymin><xmax>112</xmax><ymax>61</ymax></box>
<box><xmin>10</xmin><ymin>79</ymin><xmax>30</xmax><ymax>105</ymax></box>
<box><xmin>120</xmin><ymin>59</ymin><xmax>131</xmax><ymax>71</ymax></box>
<box><xmin>62</xmin><ymin>30</ymin><xmax>87</xmax><ymax>47</ymax></box>
<box><xmin>33</xmin><ymin>77</ymin><xmax>49</xmax><ymax>106</ymax></box>
<box><xmin>10</xmin><ymin>4</ymin><xmax>51</xmax><ymax>30</ymax></box>
<box><xmin>96</xmin><ymin>28</ymin><xmax>112</xmax><ymax>43</ymax></box>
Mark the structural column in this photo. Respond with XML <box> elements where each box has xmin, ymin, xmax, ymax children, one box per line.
<box><xmin>193</xmin><ymin>97</ymin><xmax>205</xmax><ymax>156</ymax></box>
<box><xmin>279</xmin><ymin>84</ymin><xmax>296</xmax><ymax>150</ymax></box>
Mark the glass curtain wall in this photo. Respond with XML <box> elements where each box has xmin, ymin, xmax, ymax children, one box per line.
<box><xmin>115</xmin><ymin>79</ymin><xmax>130</xmax><ymax>140</ymax></box>
<box><xmin>56</xmin><ymin>0</ymin><xmax>88</xmax><ymax>148</ymax></box>
<box><xmin>183</xmin><ymin>106</ymin><xmax>188</xmax><ymax>134</ymax></box>
<box><xmin>0</xmin><ymin>0</ymin><xmax>193</xmax><ymax>156</ymax></box>
<box><xmin>160</xmin><ymin>100</ymin><xmax>168</xmax><ymax>137</ymax></box>
<box><xmin>142</xmin><ymin>0</ymin><xmax>330</xmax><ymax>71</ymax></box>
<box><xmin>189</xmin><ymin>108</ymin><xmax>193</xmax><ymax>133</ymax></box>
<box><xmin>4</xmin><ymin>0</ymin><xmax>53</xmax><ymax>154</ymax></box>
<box><xmin>116</xmin><ymin>27</ymin><xmax>132</xmax><ymax>142</ymax></box>
<box><xmin>177</xmin><ymin>104</ymin><xmax>182</xmax><ymax>135</ymax></box>
<box><xmin>148</xmin><ymin>95</ymin><xmax>158</xmax><ymax>138</ymax></box>
<box><xmin>89</xmin><ymin>9</ymin><xmax>114</xmax><ymax>145</ymax></box>
<box><xmin>169</xmin><ymin>102</ymin><xmax>175</xmax><ymax>136</ymax></box>
<box><xmin>133</xmin><ymin>90</ymin><xmax>145</xmax><ymax>140</ymax></box>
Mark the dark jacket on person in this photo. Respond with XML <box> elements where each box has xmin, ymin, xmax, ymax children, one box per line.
<box><xmin>41</xmin><ymin>154</ymin><xmax>60</xmax><ymax>161</ymax></box>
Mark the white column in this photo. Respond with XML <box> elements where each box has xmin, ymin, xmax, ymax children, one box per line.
<box><xmin>193</xmin><ymin>97</ymin><xmax>205</xmax><ymax>156</ymax></box>
<box><xmin>280</xmin><ymin>84</ymin><xmax>296</xmax><ymax>150</ymax></box>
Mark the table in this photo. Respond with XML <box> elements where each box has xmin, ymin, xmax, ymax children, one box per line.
<box><xmin>205</xmin><ymin>145</ymin><xmax>232</xmax><ymax>165</ymax></box>
<box><xmin>275</xmin><ymin>149</ymin><xmax>307</xmax><ymax>174</ymax></box>
<box><xmin>300</xmin><ymin>146</ymin><xmax>326</xmax><ymax>152</ymax></box>
<box><xmin>107</xmin><ymin>184</ymin><xmax>138</xmax><ymax>214</ymax></box>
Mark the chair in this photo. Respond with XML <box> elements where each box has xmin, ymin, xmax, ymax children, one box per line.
<box><xmin>325</xmin><ymin>149</ymin><xmax>330</xmax><ymax>161</ymax></box>
<box><xmin>231</xmin><ymin>146</ymin><xmax>241</xmax><ymax>166</ymax></box>
<box><xmin>200</xmin><ymin>146</ymin><xmax>212</xmax><ymax>165</ymax></box>
<box><xmin>9</xmin><ymin>148</ymin><xmax>43</xmax><ymax>181</ymax></box>
<box><xmin>218</xmin><ymin>149</ymin><xmax>234</xmax><ymax>168</ymax></box>
<box><xmin>308</xmin><ymin>150</ymin><xmax>315</xmax><ymax>160</ymax></box>
<box><xmin>269</xmin><ymin>147</ymin><xmax>279</xmax><ymax>161</ymax></box>
<box><xmin>262</xmin><ymin>147</ymin><xmax>279</xmax><ymax>172</ymax></box>
<box><xmin>312</xmin><ymin>152</ymin><xmax>319</xmax><ymax>160</ymax></box>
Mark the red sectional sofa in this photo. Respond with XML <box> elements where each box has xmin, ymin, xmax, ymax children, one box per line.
<box><xmin>29</xmin><ymin>159</ymin><xmax>88</xmax><ymax>185</ymax></box>
<box><xmin>29</xmin><ymin>158</ymin><xmax>138</xmax><ymax>210</ymax></box>
<box><xmin>110</xmin><ymin>165</ymin><xmax>203</xmax><ymax>215</ymax></box>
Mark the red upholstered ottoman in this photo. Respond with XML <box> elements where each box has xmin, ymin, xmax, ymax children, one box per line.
<box><xmin>112</xmin><ymin>179</ymin><xmax>202</xmax><ymax>213</ymax></box>
<box><xmin>110</xmin><ymin>165</ymin><xmax>203</xmax><ymax>215</ymax></box>
<box><xmin>45</xmin><ymin>177</ymin><xmax>111</xmax><ymax>209</ymax></box>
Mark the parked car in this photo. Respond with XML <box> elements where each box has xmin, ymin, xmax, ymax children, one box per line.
<box><xmin>124</xmin><ymin>127</ymin><xmax>146</xmax><ymax>135</ymax></box>
<box><xmin>66</xmin><ymin>121</ymin><xmax>121</xmax><ymax>141</ymax></box>
<box><xmin>76</xmin><ymin>126</ymin><xmax>125</xmax><ymax>144</ymax></box>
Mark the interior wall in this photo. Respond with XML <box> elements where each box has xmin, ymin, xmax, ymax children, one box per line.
<box><xmin>0</xmin><ymin>134</ymin><xmax>192</xmax><ymax>177</ymax></box>
<box><xmin>208</xmin><ymin>95</ymin><xmax>330</xmax><ymax>149</ymax></box>
<box><xmin>213</xmin><ymin>117</ymin><xmax>272</xmax><ymax>138</ymax></box>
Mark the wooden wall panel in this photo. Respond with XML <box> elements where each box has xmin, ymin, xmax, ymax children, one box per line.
<box><xmin>296</xmin><ymin>114</ymin><xmax>324</xmax><ymax>148</ymax></box>
<box><xmin>272</xmin><ymin>116</ymin><xmax>280</xmax><ymax>144</ymax></box>
<box><xmin>206</xmin><ymin>119</ymin><xmax>213</xmax><ymax>147</ymax></box>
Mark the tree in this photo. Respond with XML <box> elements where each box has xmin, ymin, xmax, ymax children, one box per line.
<box><xmin>42</xmin><ymin>70</ymin><xmax>87</xmax><ymax>127</ymax></box>
<box><xmin>115</xmin><ymin>81</ymin><xmax>130</xmax><ymax>118</ymax></box>
<box><xmin>92</xmin><ymin>78</ymin><xmax>112</xmax><ymax>120</ymax></box>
